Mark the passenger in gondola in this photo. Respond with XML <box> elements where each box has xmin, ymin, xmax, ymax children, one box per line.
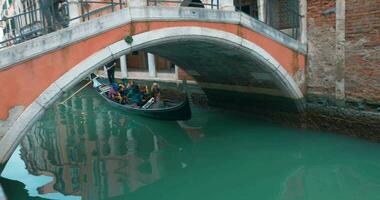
<box><xmin>128</xmin><ymin>84</ymin><xmax>144</xmax><ymax>107</ymax></box>
<box><xmin>151</xmin><ymin>82</ymin><xmax>161</xmax><ymax>102</ymax></box>
<box><xmin>139</xmin><ymin>85</ymin><xmax>150</xmax><ymax>101</ymax></box>
<box><xmin>108</xmin><ymin>82</ymin><xmax>118</xmax><ymax>98</ymax></box>
<box><xmin>126</xmin><ymin>80</ymin><xmax>135</xmax><ymax>92</ymax></box>
<box><xmin>114</xmin><ymin>92</ymin><xmax>123</xmax><ymax>104</ymax></box>
<box><xmin>109</xmin><ymin>82</ymin><xmax>122</xmax><ymax>103</ymax></box>
<box><xmin>118</xmin><ymin>84</ymin><xmax>129</xmax><ymax>104</ymax></box>
<box><xmin>118</xmin><ymin>84</ymin><xmax>127</xmax><ymax>96</ymax></box>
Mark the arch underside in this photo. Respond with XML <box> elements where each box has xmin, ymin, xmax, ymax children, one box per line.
<box><xmin>147</xmin><ymin>39</ymin><xmax>286</xmax><ymax>96</ymax></box>
<box><xmin>142</xmin><ymin>37</ymin><xmax>303</xmax><ymax>112</ymax></box>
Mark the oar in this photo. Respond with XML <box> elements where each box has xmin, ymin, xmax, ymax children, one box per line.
<box><xmin>58</xmin><ymin>79</ymin><xmax>96</xmax><ymax>105</ymax></box>
<box><xmin>58</xmin><ymin>64</ymin><xmax>115</xmax><ymax>105</ymax></box>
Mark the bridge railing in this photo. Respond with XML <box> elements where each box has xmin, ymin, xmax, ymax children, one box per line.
<box><xmin>0</xmin><ymin>0</ymin><xmax>301</xmax><ymax>49</ymax></box>
<box><xmin>0</xmin><ymin>0</ymin><xmax>125</xmax><ymax>49</ymax></box>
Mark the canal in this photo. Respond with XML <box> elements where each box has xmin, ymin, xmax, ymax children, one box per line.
<box><xmin>1</xmin><ymin>85</ymin><xmax>380</xmax><ymax>200</ymax></box>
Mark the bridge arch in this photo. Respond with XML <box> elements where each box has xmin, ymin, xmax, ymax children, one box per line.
<box><xmin>0</xmin><ymin>27</ymin><xmax>303</xmax><ymax>162</ymax></box>
<box><xmin>0</xmin><ymin>8</ymin><xmax>306</xmax><ymax>163</ymax></box>
<box><xmin>33</xmin><ymin>26</ymin><xmax>303</xmax><ymax>110</ymax></box>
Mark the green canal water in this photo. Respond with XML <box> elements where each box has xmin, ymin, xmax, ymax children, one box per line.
<box><xmin>2</xmin><ymin>87</ymin><xmax>380</xmax><ymax>200</ymax></box>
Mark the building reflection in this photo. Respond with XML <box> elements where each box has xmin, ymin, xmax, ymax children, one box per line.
<box><xmin>19</xmin><ymin>91</ymin><xmax>188</xmax><ymax>200</ymax></box>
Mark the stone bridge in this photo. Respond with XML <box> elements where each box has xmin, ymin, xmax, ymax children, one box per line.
<box><xmin>0</xmin><ymin>7</ymin><xmax>306</xmax><ymax>163</ymax></box>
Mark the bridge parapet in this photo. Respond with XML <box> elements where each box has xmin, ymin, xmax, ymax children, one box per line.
<box><xmin>0</xmin><ymin>7</ymin><xmax>306</xmax><ymax>70</ymax></box>
<box><xmin>0</xmin><ymin>0</ymin><xmax>306</xmax><ymax>49</ymax></box>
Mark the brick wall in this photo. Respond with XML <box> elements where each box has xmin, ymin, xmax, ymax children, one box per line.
<box><xmin>306</xmin><ymin>0</ymin><xmax>380</xmax><ymax>107</ymax></box>
<box><xmin>308</xmin><ymin>1</ymin><xmax>336</xmax><ymax>27</ymax></box>
<box><xmin>306</xmin><ymin>0</ymin><xmax>337</xmax><ymax>97</ymax></box>
<box><xmin>345</xmin><ymin>0</ymin><xmax>380</xmax><ymax>104</ymax></box>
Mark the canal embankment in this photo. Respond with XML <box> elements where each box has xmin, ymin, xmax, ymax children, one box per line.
<box><xmin>240</xmin><ymin>98</ymin><xmax>380</xmax><ymax>142</ymax></box>
<box><xmin>304</xmin><ymin>96</ymin><xmax>380</xmax><ymax>141</ymax></box>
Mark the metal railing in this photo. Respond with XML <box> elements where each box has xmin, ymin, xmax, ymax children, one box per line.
<box><xmin>0</xmin><ymin>0</ymin><xmax>125</xmax><ymax>49</ymax></box>
<box><xmin>0</xmin><ymin>0</ymin><xmax>301</xmax><ymax>49</ymax></box>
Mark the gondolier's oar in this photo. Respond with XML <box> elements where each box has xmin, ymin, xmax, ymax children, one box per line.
<box><xmin>58</xmin><ymin>79</ymin><xmax>96</xmax><ymax>105</ymax></box>
<box><xmin>58</xmin><ymin>64</ymin><xmax>115</xmax><ymax>105</ymax></box>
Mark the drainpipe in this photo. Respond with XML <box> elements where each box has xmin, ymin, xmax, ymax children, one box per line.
<box><xmin>335</xmin><ymin>0</ymin><xmax>345</xmax><ymax>103</ymax></box>
<box><xmin>299</xmin><ymin>0</ymin><xmax>307</xmax><ymax>44</ymax></box>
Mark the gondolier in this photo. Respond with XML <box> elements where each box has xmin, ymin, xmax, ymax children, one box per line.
<box><xmin>105</xmin><ymin>60</ymin><xmax>117</xmax><ymax>84</ymax></box>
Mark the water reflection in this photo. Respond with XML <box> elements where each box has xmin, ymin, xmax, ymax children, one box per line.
<box><xmin>2</xmin><ymin>87</ymin><xmax>380</xmax><ymax>200</ymax></box>
<box><xmin>15</xmin><ymin>90</ymin><xmax>196</xmax><ymax>200</ymax></box>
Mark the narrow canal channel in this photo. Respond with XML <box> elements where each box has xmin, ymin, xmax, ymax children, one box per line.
<box><xmin>1</xmin><ymin>86</ymin><xmax>380</xmax><ymax>200</ymax></box>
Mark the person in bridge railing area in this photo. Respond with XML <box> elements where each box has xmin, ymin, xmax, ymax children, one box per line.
<box><xmin>188</xmin><ymin>0</ymin><xmax>205</xmax><ymax>8</ymax></box>
<box><xmin>40</xmin><ymin>0</ymin><xmax>68</xmax><ymax>32</ymax></box>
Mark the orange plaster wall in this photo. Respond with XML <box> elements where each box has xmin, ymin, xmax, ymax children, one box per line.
<box><xmin>0</xmin><ymin>20</ymin><xmax>305</xmax><ymax>120</ymax></box>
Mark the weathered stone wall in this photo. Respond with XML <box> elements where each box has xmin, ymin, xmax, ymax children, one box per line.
<box><xmin>307</xmin><ymin>0</ymin><xmax>380</xmax><ymax>109</ymax></box>
<box><xmin>306</xmin><ymin>1</ymin><xmax>337</xmax><ymax>97</ymax></box>
<box><xmin>345</xmin><ymin>0</ymin><xmax>380</xmax><ymax>104</ymax></box>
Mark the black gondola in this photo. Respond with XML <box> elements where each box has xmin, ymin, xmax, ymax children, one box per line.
<box><xmin>92</xmin><ymin>78</ymin><xmax>192</xmax><ymax>120</ymax></box>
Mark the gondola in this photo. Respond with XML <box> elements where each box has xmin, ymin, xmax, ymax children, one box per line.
<box><xmin>92</xmin><ymin>78</ymin><xmax>192</xmax><ymax>120</ymax></box>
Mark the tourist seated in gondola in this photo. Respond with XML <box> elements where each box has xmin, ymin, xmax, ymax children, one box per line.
<box><xmin>151</xmin><ymin>82</ymin><xmax>160</xmax><ymax>102</ymax></box>
<box><xmin>108</xmin><ymin>83</ymin><xmax>122</xmax><ymax>103</ymax></box>
<box><xmin>126</xmin><ymin>80</ymin><xmax>135</xmax><ymax>91</ymax></box>
<box><xmin>114</xmin><ymin>92</ymin><xmax>123</xmax><ymax>104</ymax></box>
<box><xmin>128</xmin><ymin>84</ymin><xmax>145</xmax><ymax>107</ymax></box>
<box><xmin>108</xmin><ymin>82</ymin><xmax>118</xmax><ymax>99</ymax></box>
<box><xmin>118</xmin><ymin>84</ymin><xmax>129</xmax><ymax>104</ymax></box>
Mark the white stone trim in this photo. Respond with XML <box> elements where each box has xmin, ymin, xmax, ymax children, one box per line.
<box><xmin>0</xmin><ymin>102</ymin><xmax>44</xmax><ymax>163</ymax></box>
